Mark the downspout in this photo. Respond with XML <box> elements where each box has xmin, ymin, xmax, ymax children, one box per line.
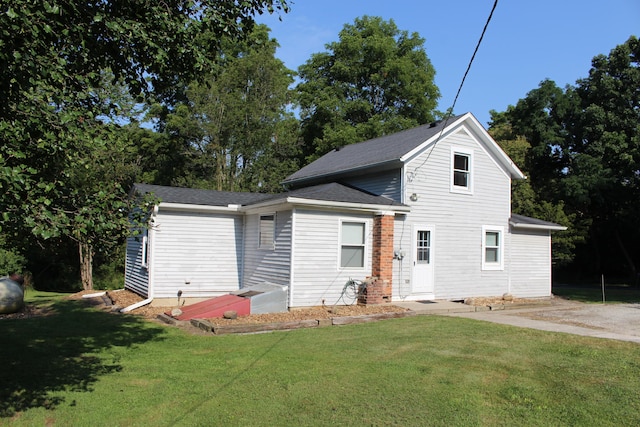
<box><xmin>121</xmin><ymin>205</ymin><xmax>158</xmax><ymax>313</ymax></box>
<box><xmin>289</xmin><ymin>208</ymin><xmax>297</xmax><ymax>308</ymax></box>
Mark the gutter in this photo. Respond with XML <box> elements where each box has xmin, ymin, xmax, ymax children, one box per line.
<box><xmin>510</xmin><ymin>222</ymin><xmax>567</xmax><ymax>231</ymax></box>
<box><xmin>159</xmin><ymin>202</ymin><xmax>242</xmax><ymax>213</ymax></box>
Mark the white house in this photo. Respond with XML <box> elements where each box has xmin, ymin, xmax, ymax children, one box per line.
<box><xmin>125</xmin><ymin>113</ymin><xmax>565</xmax><ymax>308</ymax></box>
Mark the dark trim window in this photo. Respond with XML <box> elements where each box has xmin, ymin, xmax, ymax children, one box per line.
<box><xmin>451</xmin><ymin>148</ymin><xmax>473</xmax><ymax>193</ymax></box>
<box><xmin>259</xmin><ymin>214</ymin><xmax>275</xmax><ymax>249</ymax></box>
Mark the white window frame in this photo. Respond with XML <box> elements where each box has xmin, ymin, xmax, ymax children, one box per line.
<box><xmin>451</xmin><ymin>147</ymin><xmax>473</xmax><ymax>194</ymax></box>
<box><xmin>482</xmin><ymin>225</ymin><xmax>504</xmax><ymax>270</ymax></box>
<box><xmin>339</xmin><ymin>220</ymin><xmax>367</xmax><ymax>270</ymax></box>
<box><xmin>259</xmin><ymin>213</ymin><xmax>276</xmax><ymax>250</ymax></box>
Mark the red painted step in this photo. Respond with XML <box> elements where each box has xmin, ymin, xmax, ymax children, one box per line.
<box><xmin>174</xmin><ymin>294</ymin><xmax>250</xmax><ymax>321</ymax></box>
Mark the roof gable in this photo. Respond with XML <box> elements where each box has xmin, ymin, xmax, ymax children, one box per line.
<box><xmin>283</xmin><ymin>112</ymin><xmax>524</xmax><ymax>187</ymax></box>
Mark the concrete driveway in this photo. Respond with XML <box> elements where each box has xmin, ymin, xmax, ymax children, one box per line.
<box><xmin>442</xmin><ymin>300</ymin><xmax>640</xmax><ymax>344</ymax></box>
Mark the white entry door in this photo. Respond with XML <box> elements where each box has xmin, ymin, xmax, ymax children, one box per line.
<box><xmin>411</xmin><ymin>225</ymin><xmax>434</xmax><ymax>295</ymax></box>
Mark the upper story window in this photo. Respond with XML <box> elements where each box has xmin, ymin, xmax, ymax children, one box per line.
<box><xmin>482</xmin><ymin>226</ymin><xmax>504</xmax><ymax>270</ymax></box>
<box><xmin>259</xmin><ymin>214</ymin><xmax>275</xmax><ymax>249</ymax></box>
<box><xmin>340</xmin><ymin>221</ymin><xmax>366</xmax><ymax>268</ymax></box>
<box><xmin>451</xmin><ymin>148</ymin><xmax>473</xmax><ymax>194</ymax></box>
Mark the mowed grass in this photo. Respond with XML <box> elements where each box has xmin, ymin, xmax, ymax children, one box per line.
<box><xmin>553</xmin><ymin>282</ymin><xmax>640</xmax><ymax>304</ymax></box>
<box><xmin>1</xmin><ymin>293</ymin><xmax>639</xmax><ymax>426</ymax></box>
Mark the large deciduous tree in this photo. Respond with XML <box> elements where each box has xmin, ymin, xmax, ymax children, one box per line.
<box><xmin>0</xmin><ymin>0</ymin><xmax>289</xmax><ymax>289</ymax></box>
<box><xmin>491</xmin><ymin>36</ymin><xmax>640</xmax><ymax>282</ymax></box>
<box><xmin>296</xmin><ymin>16</ymin><xmax>440</xmax><ymax>161</ymax></box>
<box><xmin>160</xmin><ymin>24</ymin><xmax>299</xmax><ymax>192</ymax></box>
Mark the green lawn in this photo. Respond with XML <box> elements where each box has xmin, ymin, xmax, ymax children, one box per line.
<box><xmin>2</xmin><ymin>292</ymin><xmax>639</xmax><ymax>426</ymax></box>
<box><xmin>553</xmin><ymin>282</ymin><xmax>640</xmax><ymax>304</ymax></box>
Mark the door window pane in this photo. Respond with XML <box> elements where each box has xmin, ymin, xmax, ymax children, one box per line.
<box><xmin>416</xmin><ymin>230</ymin><xmax>430</xmax><ymax>263</ymax></box>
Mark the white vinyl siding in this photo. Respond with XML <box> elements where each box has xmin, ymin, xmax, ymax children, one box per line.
<box><xmin>125</xmin><ymin>231</ymin><xmax>150</xmax><ymax>298</ymax></box>
<box><xmin>342</xmin><ymin>169</ymin><xmax>402</xmax><ymax>201</ymax></box>
<box><xmin>396</xmin><ymin>127</ymin><xmax>512</xmax><ymax>300</ymax></box>
<box><xmin>243</xmin><ymin>211</ymin><xmax>292</xmax><ymax>288</ymax></box>
<box><xmin>510</xmin><ymin>228</ymin><xmax>553</xmax><ymax>297</ymax></box>
<box><xmin>291</xmin><ymin>209</ymin><xmax>372</xmax><ymax>307</ymax></box>
<box><xmin>150</xmin><ymin>210</ymin><xmax>243</xmax><ymax>299</ymax></box>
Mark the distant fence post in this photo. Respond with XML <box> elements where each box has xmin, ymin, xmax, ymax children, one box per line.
<box><xmin>601</xmin><ymin>274</ymin><xmax>605</xmax><ymax>304</ymax></box>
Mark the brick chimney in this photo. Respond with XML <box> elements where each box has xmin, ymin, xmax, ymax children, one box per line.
<box><xmin>363</xmin><ymin>213</ymin><xmax>394</xmax><ymax>304</ymax></box>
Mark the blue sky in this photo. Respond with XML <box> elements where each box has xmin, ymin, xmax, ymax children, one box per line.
<box><xmin>257</xmin><ymin>0</ymin><xmax>639</xmax><ymax>126</ymax></box>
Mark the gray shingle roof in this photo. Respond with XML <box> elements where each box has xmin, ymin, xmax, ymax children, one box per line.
<box><xmin>275</xmin><ymin>182</ymin><xmax>404</xmax><ymax>206</ymax></box>
<box><xmin>283</xmin><ymin>114</ymin><xmax>467</xmax><ymax>187</ymax></box>
<box><xmin>132</xmin><ymin>182</ymin><xmax>405</xmax><ymax>209</ymax></box>
<box><xmin>132</xmin><ymin>183</ymin><xmax>273</xmax><ymax>207</ymax></box>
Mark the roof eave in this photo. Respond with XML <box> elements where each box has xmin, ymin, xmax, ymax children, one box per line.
<box><xmin>244</xmin><ymin>196</ymin><xmax>410</xmax><ymax>214</ymax></box>
<box><xmin>282</xmin><ymin>159</ymin><xmax>402</xmax><ymax>188</ymax></box>
<box><xmin>510</xmin><ymin>221</ymin><xmax>567</xmax><ymax>231</ymax></box>
<box><xmin>158</xmin><ymin>202</ymin><xmax>243</xmax><ymax>213</ymax></box>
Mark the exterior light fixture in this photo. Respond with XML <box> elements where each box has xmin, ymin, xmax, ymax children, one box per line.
<box><xmin>410</xmin><ymin>193</ymin><xmax>418</xmax><ymax>202</ymax></box>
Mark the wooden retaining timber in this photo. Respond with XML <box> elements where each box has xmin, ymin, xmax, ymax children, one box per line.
<box><xmin>175</xmin><ymin>310</ymin><xmax>417</xmax><ymax>335</ymax></box>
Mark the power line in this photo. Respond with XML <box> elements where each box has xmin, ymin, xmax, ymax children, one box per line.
<box><xmin>408</xmin><ymin>0</ymin><xmax>499</xmax><ymax>179</ymax></box>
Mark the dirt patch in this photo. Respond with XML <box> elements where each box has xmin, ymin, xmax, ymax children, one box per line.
<box><xmin>0</xmin><ymin>303</ymin><xmax>55</xmax><ymax>320</ymax></box>
<box><xmin>75</xmin><ymin>289</ymin><xmax>410</xmax><ymax>325</ymax></box>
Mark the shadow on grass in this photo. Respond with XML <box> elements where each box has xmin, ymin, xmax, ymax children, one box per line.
<box><xmin>0</xmin><ymin>298</ymin><xmax>166</xmax><ymax>418</ymax></box>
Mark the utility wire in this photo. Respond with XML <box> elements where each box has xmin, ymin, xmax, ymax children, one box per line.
<box><xmin>409</xmin><ymin>0</ymin><xmax>499</xmax><ymax>179</ymax></box>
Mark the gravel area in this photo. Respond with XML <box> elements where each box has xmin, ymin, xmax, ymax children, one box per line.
<box><xmin>514</xmin><ymin>302</ymin><xmax>640</xmax><ymax>337</ymax></box>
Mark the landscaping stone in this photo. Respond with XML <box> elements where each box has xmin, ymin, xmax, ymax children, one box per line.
<box><xmin>223</xmin><ymin>310</ymin><xmax>238</xmax><ymax>319</ymax></box>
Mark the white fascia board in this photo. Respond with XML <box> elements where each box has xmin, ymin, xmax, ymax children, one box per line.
<box><xmin>400</xmin><ymin>113</ymin><xmax>469</xmax><ymax>163</ymax></box>
<box><xmin>158</xmin><ymin>202</ymin><xmax>242</xmax><ymax>213</ymax></box>
<box><xmin>510</xmin><ymin>221</ymin><xmax>567</xmax><ymax>231</ymax></box>
<box><xmin>244</xmin><ymin>196</ymin><xmax>410</xmax><ymax>214</ymax></box>
<box><xmin>285</xmin><ymin>197</ymin><xmax>411</xmax><ymax>214</ymax></box>
<box><xmin>400</xmin><ymin>112</ymin><xmax>526</xmax><ymax>180</ymax></box>
<box><xmin>465</xmin><ymin>114</ymin><xmax>526</xmax><ymax>180</ymax></box>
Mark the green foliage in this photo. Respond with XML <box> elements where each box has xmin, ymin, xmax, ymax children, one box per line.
<box><xmin>490</xmin><ymin>113</ymin><xmax>583</xmax><ymax>266</ymax></box>
<box><xmin>296</xmin><ymin>16</ymin><xmax>440</xmax><ymax>161</ymax></box>
<box><xmin>491</xmin><ymin>36</ymin><xmax>640</xmax><ymax>278</ymax></box>
<box><xmin>0</xmin><ymin>236</ymin><xmax>26</xmax><ymax>275</ymax></box>
<box><xmin>0</xmin><ymin>0</ymin><xmax>289</xmax><ymax>289</ymax></box>
<box><xmin>158</xmin><ymin>24</ymin><xmax>299</xmax><ymax>192</ymax></box>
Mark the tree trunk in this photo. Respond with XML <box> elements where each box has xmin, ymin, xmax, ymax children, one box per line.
<box><xmin>79</xmin><ymin>241</ymin><xmax>94</xmax><ymax>291</ymax></box>
<box><xmin>614</xmin><ymin>229</ymin><xmax>638</xmax><ymax>286</ymax></box>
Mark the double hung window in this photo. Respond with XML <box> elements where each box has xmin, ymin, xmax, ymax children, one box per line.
<box><xmin>340</xmin><ymin>221</ymin><xmax>365</xmax><ymax>268</ymax></box>
<box><xmin>482</xmin><ymin>226</ymin><xmax>504</xmax><ymax>270</ymax></box>
<box><xmin>451</xmin><ymin>148</ymin><xmax>473</xmax><ymax>193</ymax></box>
<box><xmin>259</xmin><ymin>214</ymin><xmax>275</xmax><ymax>249</ymax></box>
